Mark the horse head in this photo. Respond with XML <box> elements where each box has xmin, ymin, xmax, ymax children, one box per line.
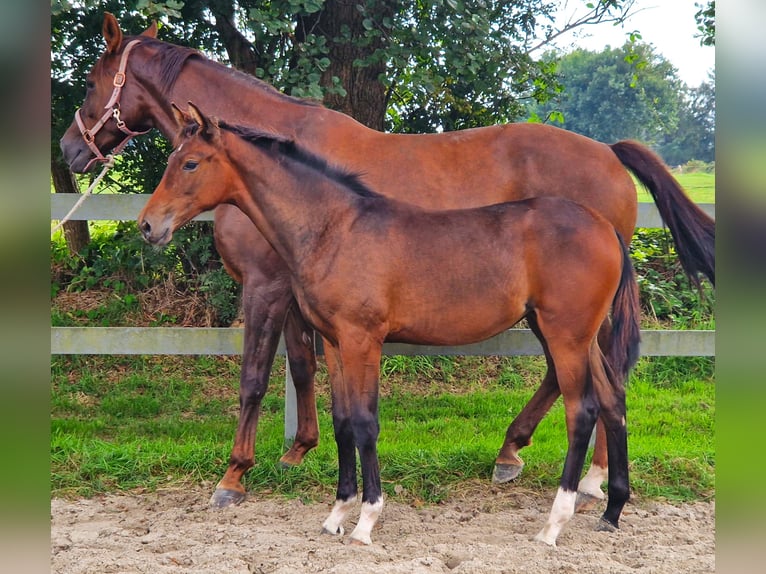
<box><xmin>138</xmin><ymin>102</ymin><xmax>230</xmax><ymax>245</ymax></box>
<box><xmin>59</xmin><ymin>13</ymin><xmax>158</xmax><ymax>172</ymax></box>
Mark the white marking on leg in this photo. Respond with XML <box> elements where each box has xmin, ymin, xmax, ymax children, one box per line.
<box><xmin>349</xmin><ymin>497</ymin><xmax>384</xmax><ymax>545</ymax></box>
<box><xmin>578</xmin><ymin>464</ymin><xmax>608</xmax><ymax>500</ymax></box>
<box><xmin>321</xmin><ymin>495</ymin><xmax>357</xmax><ymax>536</ymax></box>
<box><xmin>534</xmin><ymin>488</ymin><xmax>577</xmax><ymax>546</ymax></box>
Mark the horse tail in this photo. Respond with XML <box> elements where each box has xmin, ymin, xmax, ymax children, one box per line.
<box><xmin>610</xmin><ymin>140</ymin><xmax>715</xmax><ymax>286</ymax></box>
<box><xmin>607</xmin><ymin>232</ymin><xmax>642</xmax><ymax>383</ymax></box>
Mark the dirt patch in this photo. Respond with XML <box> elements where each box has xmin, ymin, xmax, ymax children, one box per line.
<box><xmin>51</xmin><ymin>487</ymin><xmax>714</xmax><ymax>573</ymax></box>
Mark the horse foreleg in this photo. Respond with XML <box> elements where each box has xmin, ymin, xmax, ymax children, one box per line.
<box><xmin>321</xmin><ymin>335</ymin><xmax>384</xmax><ymax>545</ymax></box>
<box><xmin>210</xmin><ymin>287</ymin><xmax>291</xmax><ymax>509</ymax></box>
<box><xmin>279</xmin><ymin>303</ymin><xmax>320</xmax><ymax>466</ymax></box>
<box><xmin>320</xmin><ymin>341</ymin><xmax>359</xmax><ymax>537</ymax></box>
<box><xmin>494</xmin><ymin>315</ymin><xmax>559</xmax><ymax>483</ymax></box>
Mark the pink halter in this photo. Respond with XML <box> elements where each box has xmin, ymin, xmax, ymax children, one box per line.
<box><xmin>74</xmin><ymin>39</ymin><xmax>151</xmax><ymax>171</ymax></box>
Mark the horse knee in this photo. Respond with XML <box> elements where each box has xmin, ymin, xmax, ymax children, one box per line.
<box><xmin>351</xmin><ymin>411</ymin><xmax>379</xmax><ymax>448</ymax></box>
<box><xmin>239</xmin><ymin>372</ymin><xmax>268</xmax><ymax>406</ymax></box>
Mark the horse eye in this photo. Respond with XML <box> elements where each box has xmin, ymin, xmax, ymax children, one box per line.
<box><xmin>183</xmin><ymin>160</ymin><xmax>199</xmax><ymax>171</ymax></box>
<box><xmin>85</xmin><ymin>80</ymin><xmax>95</xmax><ymax>91</ymax></box>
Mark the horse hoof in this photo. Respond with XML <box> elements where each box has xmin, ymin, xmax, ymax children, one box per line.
<box><xmin>595</xmin><ymin>517</ymin><xmax>618</xmax><ymax>532</ymax></box>
<box><xmin>321</xmin><ymin>525</ymin><xmax>344</xmax><ymax>537</ymax></box>
<box><xmin>348</xmin><ymin>537</ymin><xmax>370</xmax><ymax>546</ymax></box>
<box><xmin>533</xmin><ymin>531</ymin><xmax>557</xmax><ymax>547</ymax></box>
<box><xmin>492</xmin><ymin>462</ymin><xmax>524</xmax><ymax>484</ymax></box>
<box><xmin>575</xmin><ymin>491</ymin><xmax>603</xmax><ymax>513</ymax></box>
<box><xmin>279</xmin><ymin>450</ymin><xmax>304</xmax><ymax>467</ymax></box>
<box><xmin>209</xmin><ymin>488</ymin><xmax>246</xmax><ymax>509</ymax></box>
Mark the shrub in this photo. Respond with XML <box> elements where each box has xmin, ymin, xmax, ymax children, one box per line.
<box><xmin>630</xmin><ymin>228</ymin><xmax>714</xmax><ymax>327</ymax></box>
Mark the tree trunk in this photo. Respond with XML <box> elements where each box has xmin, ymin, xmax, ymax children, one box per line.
<box><xmin>51</xmin><ymin>159</ymin><xmax>90</xmax><ymax>255</ymax></box>
<box><xmin>297</xmin><ymin>1</ymin><xmax>397</xmax><ymax>130</ymax></box>
<box><xmin>208</xmin><ymin>2</ymin><xmax>262</xmax><ymax>75</ymax></box>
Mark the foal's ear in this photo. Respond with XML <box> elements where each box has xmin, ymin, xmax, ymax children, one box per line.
<box><xmin>141</xmin><ymin>20</ymin><xmax>158</xmax><ymax>38</ymax></box>
<box><xmin>171</xmin><ymin>102</ymin><xmax>190</xmax><ymax>130</ymax></box>
<box><xmin>102</xmin><ymin>13</ymin><xmax>123</xmax><ymax>54</ymax></box>
<box><xmin>186</xmin><ymin>102</ymin><xmax>220</xmax><ymax>141</ymax></box>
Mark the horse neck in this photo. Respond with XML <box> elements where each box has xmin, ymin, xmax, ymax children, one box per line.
<box><xmin>134</xmin><ymin>42</ymin><xmax>314</xmax><ymax>141</ymax></box>
<box><xmin>222</xmin><ymin>133</ymin><xmax>362</xmax><ymax>272</ymax></box>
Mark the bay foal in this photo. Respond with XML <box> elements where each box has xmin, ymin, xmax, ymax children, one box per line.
<box><xmin>139</xmin><ymin>104</ymin><xmax>641</xmax><ymax>546</ymax></box>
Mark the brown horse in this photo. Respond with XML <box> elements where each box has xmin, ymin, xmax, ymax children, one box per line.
<box><xmin>59</xmin><ymin>14</ymin><xmax>713</xmax><ymax>510</ymax></box>
<box><xmin>139</xmin><ymin>103</ymin><xmax>641</xmax><ymax>546</ymax></box>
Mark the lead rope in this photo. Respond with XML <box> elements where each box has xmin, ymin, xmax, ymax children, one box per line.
<box><xmin>50</xmin><ymin>154</ymin><xmax>116</xmax><ymax>236</ymax></box>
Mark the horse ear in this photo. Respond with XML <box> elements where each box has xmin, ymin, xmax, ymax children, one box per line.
<box><xmin>171</xmin><ymin>102</ymin><xmax>189</xmax><ymax>130</ymax></box>
<box><xmin>141</xmin><ymin>20</ymin><xmax>158</xmax><ymax>38</ymax></box>
<box><xmin>186</xmin><ymin>102</ymin><xmax>220</xmax><ymax>141</ymax></box>
<box><xmin>102</xmin><ymin>13</ymin><xmax>123</xmax><ymax>54</ymax></box>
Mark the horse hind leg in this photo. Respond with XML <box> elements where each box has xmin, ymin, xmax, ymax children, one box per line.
<box><xmin>588</xmin><ymin>343</ymin><xmax>630</xmax><ymax>532</ymax></box>
<box><xmin>210</xmin><ymin>288</ymin><xmax>290</xmax><ymax>509</ymax></box>
<box><xmin>279</xmin><ymin>303</ymin><xmax>320</xmax><ymax>467</ymax></box>
<box><xmin>533</xmin><ymin>337</ymin><xmax>600</xmax><ymax>546</ymax></box>
<box><xmin>575</xmin><ymin>318</ymin><xmax>614</xmax><ymax>512</ymax></box>
<box><xmin>575</xmin><ymin>419</ymin><xmax>609</xmax><ymax>512</ymax></box>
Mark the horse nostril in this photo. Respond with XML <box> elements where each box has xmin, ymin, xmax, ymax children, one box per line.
<box><xmin>139</xmin><ymin>219</ymin><xmax>151</xmax><ymax>237</ymax></box>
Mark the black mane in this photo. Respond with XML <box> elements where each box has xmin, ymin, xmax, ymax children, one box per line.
<box><xmin>219</xmin><ymin>121</ymin><xmax>382</xmax><ymax>199</ymax></box>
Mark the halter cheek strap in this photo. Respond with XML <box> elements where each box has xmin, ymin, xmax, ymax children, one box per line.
<box><xmin>75</xmin><ymin>39</ymin><xmax>151</xmax><ymax>171</ymax></box>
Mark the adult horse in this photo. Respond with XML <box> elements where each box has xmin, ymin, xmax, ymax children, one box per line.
<box><xmin>59</xmin><ymin>14</ymin><xmax>714</xmax><ymax>510</ymax></box>
<box><xmin>138</xmin><ymin>103</ymin><xmax>641</xmax><ymax>546</ymax></box>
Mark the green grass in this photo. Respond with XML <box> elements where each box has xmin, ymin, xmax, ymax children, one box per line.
<box><xmin>636</xmin><ymin>171</ymin><xmax>715</xmax><ymax>203</ymax></box>
<box><xmin>51</xmin><ymin>354</ymin><xmax>714</xmax><ymax>504</ymax></box>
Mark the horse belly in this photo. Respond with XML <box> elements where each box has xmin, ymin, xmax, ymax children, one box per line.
<box><xmin>387</xmin><ymin>283</ymin><xmax>528</xmax><ymax>347</ymax></box>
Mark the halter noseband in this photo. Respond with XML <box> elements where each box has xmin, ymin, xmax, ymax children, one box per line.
<box><xmin>75</xmin><ymin>39</ymin><xmax>151</xmax><ymax>171</ymax></box>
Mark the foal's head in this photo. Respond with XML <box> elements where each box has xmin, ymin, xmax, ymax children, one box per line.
<box><xmin>138</xmin><ymin>102</ymin><xmax>238</xmax><ymax>245</ymax></box>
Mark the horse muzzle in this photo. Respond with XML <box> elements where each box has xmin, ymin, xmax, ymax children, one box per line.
<box><xmin>138</xmin><ymin>216</ymin><xmax>172</xmax><ymax>246</ymax></box>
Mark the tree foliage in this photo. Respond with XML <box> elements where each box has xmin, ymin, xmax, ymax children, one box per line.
<box><xmin>529</xmin><ymin>42</ymin><xmax>714</xmax><ymax>164</ymax></box>
<box><xmin>531</xmin><ymin>43</ymin><xmax>680</xmax><ymax>142</ymax></box>
<box><xmin>695</xmin><ymin>0</ymin><xmax>715</xmax><ymax>47</ymax></box>
<box><xmin>658</xmin><ymin>72</ymin><xmax>715</xmax><ymax>165</ymax></box>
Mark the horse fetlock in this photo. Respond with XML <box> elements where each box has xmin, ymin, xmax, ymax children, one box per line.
<box><xmin>536</xmin><ymin>487</ymin><xmax>577</xmax><ymax>546</ymax></box>
<box><xmin>347</xmin><ymin>499</ymin><xmax>383</xmax><ymax>546</ymax></box>
<box><xmin>321</xmin><ymin>496</ymin><xmax>357</xmax><ymax>537</ymax></box>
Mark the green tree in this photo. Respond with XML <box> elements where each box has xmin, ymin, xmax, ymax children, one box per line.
<box><xmin>531</xmin><ymin>43</ymin><xmax>684</xmax><ymax>147</ymax></box>
<box><xmin>695</xmin><ymin>0</ymin><xmax>715</xmax><ymax>46</ymax></box>
<box><xmin>659</xmin><ymin>72</ymin><xmax>715</xmax><ymax>165</ymax></box>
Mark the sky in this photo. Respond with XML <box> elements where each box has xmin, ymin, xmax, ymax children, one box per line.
<box><xmin>550</xmin><ymin>0</ymin><xmax>715</xmax><ymax>87</ymax></box>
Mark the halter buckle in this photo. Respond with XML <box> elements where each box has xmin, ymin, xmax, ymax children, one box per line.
<box><xmin>113</xmin><ymin>71</ymin><xmax>126</xmax><ymax>88</ymax></box>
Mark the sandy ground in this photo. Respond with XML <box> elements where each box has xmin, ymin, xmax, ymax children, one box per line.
<box><xmin>51</xmin><ymin>486</ymin><xmax>714</xmax><ymax>574</ymax></box>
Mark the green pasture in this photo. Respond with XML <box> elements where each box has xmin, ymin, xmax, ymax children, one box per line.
<box><xmin>636</xmin><ymin>171</ymin><xmax>715</xmax><ymax>204</ymax></box>
<box><xmin>51</xmin><ymin>354</ymin><xmax>714</xmax><ymax>504</ymax></box>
